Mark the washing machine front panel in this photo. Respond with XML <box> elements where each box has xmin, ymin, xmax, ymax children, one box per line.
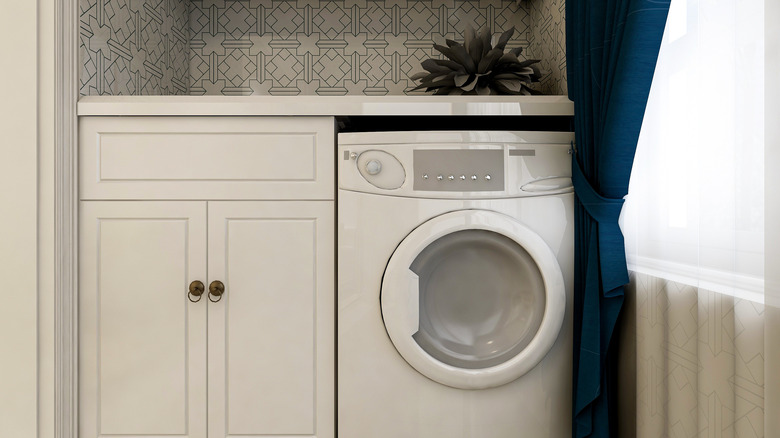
<box><xmin>338</xmin><ymin>130</ymin><xmax>575</xmax><ymax>437</ymax></box>
<box><xmin>380</xmin><ymin>209</ymin><xmax>566</xmax><ymax>390</ymax></box>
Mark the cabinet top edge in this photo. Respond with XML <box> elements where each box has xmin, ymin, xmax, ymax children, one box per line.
<box><xmin>77</xmin><ymin>95</ymin><xmax>574</xmax><ymax>117</ymax></box>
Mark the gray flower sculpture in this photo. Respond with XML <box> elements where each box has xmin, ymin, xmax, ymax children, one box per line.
<box><xmin>410</xmin><ymin>27</ymin><xmax>542</xmax><ymax>95</ymax></box>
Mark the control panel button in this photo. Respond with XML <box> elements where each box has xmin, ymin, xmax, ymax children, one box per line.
<box><xmin>423</xmin><ymin>174</ymin><xmax>429</xmax><ymax>180</ymax></box>
<box><xmin>412</xmin><ymin>149</ymin><xmax>504</xmax><ymax>192</ymax></box>
<box><xmin>366</xmin><ymin>159</ymin><xmax>382</xmax><ymax>175</ymax></box>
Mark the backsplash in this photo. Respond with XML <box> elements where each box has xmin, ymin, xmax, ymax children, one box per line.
<box><xmin>80</xmin><ymin>0</ymin><xmax>190</xmax><ymax>95</ymax></box>
<box><xmin>189</xmin><ymin>0</ymin><xmax>530</xmax><ymax>95</ymax></box>
<box><xmin>80</xmin><ymin>0</ymin><xmax>567</xmax><ymax>96</ymax></box>
<box><xmin>527</xmin><ymin>0</ymin><xmax>565</xmax><ymax>95</ymax></box>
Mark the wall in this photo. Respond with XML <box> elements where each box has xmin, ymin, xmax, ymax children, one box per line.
<box><xmin>38</xmin><ymin>0</ymin><xmax>56</xmax><ymax>435</ymax></box>
<box><xmin>0</xmin><ymin>2</ymin><xmax>39</xmax><ymax>437</ymax></box>
<box><xmin>79</xmin><ymin>0</ymin><xmax>568</xmax><ymax>95</ymax></box>
<box><xmin>764</xmin><ymin>0</ymin><xmax>780</xmax><ymax>433</ymax></box>
<box><xmin>79</xmin><ymin>0</ymin><xmax>190</xmax><ymax>95</ymax></box>
<box><xmin>188</xmin><ymin>0</ymin><xmax>531</xmax><ymax>95</ymax></box>
<box><xmin>527</xmin><ymin>0</ymin><xmax>565</xmax><ymax>95</ymax></box>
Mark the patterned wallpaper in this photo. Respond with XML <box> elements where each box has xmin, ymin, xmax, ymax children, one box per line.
<box><xmin>630</xmin><ymin>273</ymin><xmax>765</xmax><ymax>438</ymax></box>
<box><xmin>527</xmin><ymin>0</ymin><xmax>565</xmax><ymax>95</ymax></box>
<box><xmin>79</xmin><ymin>0</ymin><xmax>568</xmax><ymax>96</ymax></box>
<box><xmin>79</xmin><ymin>0</ymin><xmax>190</xmax><ymax>95</ymax></box>
<box><xmin>188</xmin><ymin>0</ymin><xmax>531</xmax><ymax>95</ymax></box>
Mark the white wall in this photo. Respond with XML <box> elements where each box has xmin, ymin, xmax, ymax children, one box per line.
<box><xmin>38</xmin><ymin>0</ymin><xmax>56</xmax><ymax>435</ymax></box>
<box><xmin>0</xmin><ymin>2</ymin><xmax>39</xmax><ymax>437</ymax></box>
<box><xmin>765</xmin><ymin>0</ymin><xmax>780</xmax><ymax>435</ymax></box>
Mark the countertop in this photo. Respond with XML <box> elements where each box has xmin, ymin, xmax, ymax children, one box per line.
<box><xmin>77</xmin><ymin>95</ymin><xmax>574</xmax><ymax>116</ymax></box>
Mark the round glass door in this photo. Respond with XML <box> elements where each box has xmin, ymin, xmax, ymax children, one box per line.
<box><xmin>381</xmin><ymin>210</ymin><xmax>565</xmax><ymax>390</ymax></box>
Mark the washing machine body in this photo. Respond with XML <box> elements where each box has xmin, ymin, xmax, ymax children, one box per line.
<box><xmin>338</xmin><ymin>131</ymin><xmax>575</xmax><ymax>438</ymax></box>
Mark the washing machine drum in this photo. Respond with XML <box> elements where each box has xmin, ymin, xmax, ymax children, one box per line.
<box><xmin>381</xmin><ymin>210</ymin><xmax>566</xmax><ymax>390</ymax></box>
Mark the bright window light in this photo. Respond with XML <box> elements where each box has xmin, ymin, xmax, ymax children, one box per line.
<box><xmin>622</xmin><ymin>0</ymin><xmax>765</xmax><ymax>302</ymax></box>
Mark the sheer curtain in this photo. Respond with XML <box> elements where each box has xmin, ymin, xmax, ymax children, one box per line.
<box><xmin>623</xmin><ymin>0</ymin><xmax>764</xmax><ymax>300</ymax></box>
<box><xmin>621</xmin><ymin>0</ymin><xmax>775</xmax><ymax>436</ymax></box>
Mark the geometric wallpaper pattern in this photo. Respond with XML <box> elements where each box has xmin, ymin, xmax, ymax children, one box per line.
<box><xmin>79</xmin><ymin>0</ymin><xmax>568</xmax><ymax>96</ymax></box>
<box><xmin>631</xmin><ymin>273</ymin><xmax>765</xmax><ymax>438</ymax></box>
<box><xmin>189</xmin><ymin>0</ymin><xmax>531</xmax><ymax>95</ymax></box>
<box><xmin>79</xmin><ymin>0</ymin><xmax>190</xmax><ymax>95</ymax></box>
<box><xmin>527</xmin><ymin>0</ymin><xmax>565</xmax><ymax>95</ymax></box>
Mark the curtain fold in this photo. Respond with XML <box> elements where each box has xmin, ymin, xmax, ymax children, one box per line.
<box><xmin>632</xmin><ymin>273</ymin><xmax>766</xmax><ymax>438</ymax></box>
<box><xmin>566</xmin><ymin>1</ymin><xmax>670</xmax><ymax>436</ymax></box>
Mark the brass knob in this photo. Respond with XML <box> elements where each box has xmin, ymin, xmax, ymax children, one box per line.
<box><xmin>188</xmin><ymin>280</ymin><xmax>205</xmax><ymax>303</ymax></box>
<box><xmin>209</xmin><ymin>280</ymin><xmax>225</xmax><ymax>303</ymax></box>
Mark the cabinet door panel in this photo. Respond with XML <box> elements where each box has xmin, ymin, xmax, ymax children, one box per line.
<box><xmin>79</xmin><ymin>117</ymin><xmax>335</xmax><ymax>200</ymax></box>
<box><xmin>208</xmin><ymin>201</ymin><xmax>334</xmax><ymax>438</ymax></box>
<box><xmin>79</xmin><ymin>202</ymin><xmax>207</xmax><ymax>438</ymax></box>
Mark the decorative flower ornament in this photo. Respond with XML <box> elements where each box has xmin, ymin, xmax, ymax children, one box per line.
<box><xmin>410</xmin><ymin>26</ymin><xmax>542</xmax><ymax>95</ymax></box>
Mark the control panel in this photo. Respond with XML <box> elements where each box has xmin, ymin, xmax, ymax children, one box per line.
<box><xmin>413</xmin><ymin>149</ymin><xmax>504</xmax><ymax>192</ymax></box>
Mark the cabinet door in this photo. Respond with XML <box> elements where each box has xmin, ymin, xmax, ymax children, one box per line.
<box><xmin>207</xmin><ymin>201</ymin><xmax>334</xmax><ymax>438</ymax></box>
<box><xmin>79</xmin><ymin>116</ymin><xmax>335</xmax><ymax>200</ymax></box>
<box><xmin>79</xmin><ymin>201</ymin><xmax>208</xmax><ymax>438</ymax></box>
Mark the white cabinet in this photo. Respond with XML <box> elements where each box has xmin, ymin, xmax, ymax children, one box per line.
<box><xmin>79</xmin><ymin>117</ymin><xmax>334</xmax><ymax>200</ymax></box>
<box><xmin>207</xmin><ymin>202</ymin><xmax>334</xmax><ymax>437</ymax></box>
<box><xmin>78</xmin><ymin>117</ymin><xmax>335</xmax><ymax>438</ymax></box>
<box><xmin>79</xmin><ymin>202</ymin><xmax>208</xmax><ymax>438</ymax></box>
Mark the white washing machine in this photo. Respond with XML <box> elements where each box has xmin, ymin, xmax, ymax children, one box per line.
<box><xmin>338</xmin><ymin>130</ymin><xmax>574</xmax><ymax>438</ymax></box>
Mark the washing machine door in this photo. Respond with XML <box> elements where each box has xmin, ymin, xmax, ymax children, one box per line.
<box><xmin>381</xmin><ymin>210</ymin><xmax>566</xmax><ymax>390</ymax></box>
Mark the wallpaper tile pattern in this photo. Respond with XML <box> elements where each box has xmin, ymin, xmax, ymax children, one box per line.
<box><xmin>79</xmin><ymin>0</ymin><xmax>190</xmax><ymax>95</ymax></box>
<box><xmin>632</xmin><ymin>273</ymin><xmax>765</xmax><ymax>438</ymax></box>
<box><xmin>188</xmin><ymin>0</ymin><xmax>531</xmax><ymax>95</ymax></box>
<box><xmin>527</xmin><ymin>0</ymin><xmax>566</xmax><ymax>95</ymax></box>
<box><xmin>79</xmin><ymin>0</ymin><xmax>568</xmax><ymax>96</ymax></box>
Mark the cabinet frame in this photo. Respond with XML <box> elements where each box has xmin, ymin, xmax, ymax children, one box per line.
<box><xmin>54</xmin><ymin>3</ymin><xmax>80</xmax><ymax>438</ymax></box>
<box><xmin>74</xmin><ymin>115</ymin><xmax>336</xmax><ymax>438</ymax></box>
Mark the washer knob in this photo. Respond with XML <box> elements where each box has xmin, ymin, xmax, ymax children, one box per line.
<box><xmin>460</xmin><ymin>175</ymin><xmax>466</xmax><ymax>180</ymax></box>
<box><xmin>485</xmin><ymin>174</ymin><xmax>492</xmax><ymax>181</ymax></box>
<box><xmin>471</xmin><ymin>175</ymin><xmax>478</xmax><ymax>180</ymax></box>
<box><xmin>437</xmin><ymin>175</ymin><xmax>443</xmax><ymax>181</ymax></box>
<box><xmin>448</xmin><ymin>175</ymin><xmax>455</xmax><ymax>181</ymax></box>
<box><xmin>365</xmin><ymin>159</ymin><xmax>382</xmax><ymax>175</ymax></box>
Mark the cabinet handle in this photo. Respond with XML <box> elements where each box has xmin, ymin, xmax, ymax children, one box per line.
<box><xmin>188</xmin><ymin>280</ymin><xmax>205</xmax><ymax>303</ymax></box>
<box><xmin>209</xmin><ymin>280</ymin><xmax>225</xmax><ymax>303</ymax></box>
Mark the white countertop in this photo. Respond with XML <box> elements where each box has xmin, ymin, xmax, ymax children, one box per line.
<box><xmin>77</xmin><ymin>95</ymin><xmax>574</xmax><ymax>116</ymax></box>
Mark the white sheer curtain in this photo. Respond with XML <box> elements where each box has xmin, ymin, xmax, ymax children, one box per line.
<box><xmin>620</xmin><ymin>0</ymin><xmax>776</xmax><ymax>436</ymax></box>
<box><xmin>622</xmin><ymin>0</ymin><xmax>764</xmax><ymax>301</ymax></box>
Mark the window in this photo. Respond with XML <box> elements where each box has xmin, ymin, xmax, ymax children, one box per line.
<box><xmin>622</xmin><ymin>0</ymin><xmax>765</xmax><ymax>302</ymax></box>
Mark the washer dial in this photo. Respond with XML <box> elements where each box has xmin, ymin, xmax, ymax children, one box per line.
<box><xmin>366</xmin><ymin>159</ymin><xmax>382</xmax><ymax>175</ymax></box>
<box><xmin>356</xmin><ymin>150</ymin><xmax>406</xmax><ymax>190</ymax></box>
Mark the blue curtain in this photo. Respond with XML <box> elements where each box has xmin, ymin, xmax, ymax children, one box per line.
<box><xmin>566</xmin><ymin>1</ymin><xmax>670</xmax><ymax>436</ymax></box>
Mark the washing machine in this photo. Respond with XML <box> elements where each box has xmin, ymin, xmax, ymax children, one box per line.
<box><xmin>338</xmin><ymin>130</ymin><xmax>574</xmax><ymax>438</ymax></box>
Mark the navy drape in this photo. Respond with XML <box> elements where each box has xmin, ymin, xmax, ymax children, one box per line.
<box><xmin>566</xmin><ymin>1</ymin><xmax>670</xmax><ymax>436</ymax></box>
